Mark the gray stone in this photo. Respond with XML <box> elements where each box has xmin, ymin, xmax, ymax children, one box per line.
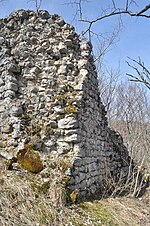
<box><xmin>10</xmin><ymin>106</ymin><xmax>23</xmax><ymax>116</ymax></box>
<box><xmin>0</xmin><ymin>78</ymin><xmax>4</xmax><ymax>86</ymax></box>
<box><xmin>64</xmin><ymin>39</ymin><xmax>72</xmax><ymax>47</ymax></box>
<box><xmin>58</xmin><ymin>117</ymin><xmax>78</xmax><ymax>129</ymax></box>
<box><xmin>58</xmin><ymin>43</ymin><xmax>67</xmax><ymax>54</ymax></box>
<box><xmin>64</xmin><ymin>134</ymin><xmax>79</xmax><ymax>143</ymax></box>
<box><xmin>6</xmin><ymin>82</ymin><xmax>18</xmax><ymax>91</ymax></box>
<box><xmin>57</xmin><ymin>65</ymin><xmax>67</xmax><ymax>74</ymax></box>
<box><xmin>7</xmin><ymin>63</ymin><xmax>20</xmax><ymax>73</ymax></box>
<box><xmin>0</xmin><ymin>37</ymin><xmax>4</xmax><ymax>45</ymax></box>
<box><xmin>73</xmin><ymin>157</ymin><xmax>82</xmax><ymax>167</ymax></box>
<box><xmin>1</xmin><ymin>125</ymin><xmax>12</xmax><ymax>134</ymax></box>
<box><xmin>0</xmin><ymin>9</ymin><xmax>132</xmax><ymax>202</ymax></box>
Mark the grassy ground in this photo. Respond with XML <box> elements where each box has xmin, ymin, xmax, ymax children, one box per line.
<box><xmin>0</xmin><ymin>157</ymin><xmax>149</xmax><ymax>226</ymax></box>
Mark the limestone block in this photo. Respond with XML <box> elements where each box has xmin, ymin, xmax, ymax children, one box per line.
<box><xmin>56</xmin><ymin>18</ymin><xmax>65</xmax><ymax>26</ymax></box>
<box><xmin>48</xmin><ymin>18</ymin><xmax>54</xmax><ymax>25</ymax></box>
<box><xmin>30</xmin><ymin>66</ymin><xmax>41</xmax><ymax>74</ymax></box>
<box><xmin>49</xmin><ymin>120</ymin><xmax>58</xmax><ymax>129</ymax></box>
<box><xmin>66</xmin><ymin>61</ymin><xmax>74</xmax><ymax>69</ymax></box>
<box><xmin>64</xmin><ymin>39</ymin><xmax>72</xmax><ymax>47</ymax></box>
<box><xmin>4</xmin><ymin>90</ymin><xmax>15</xmax><ymax>98</ymax></box>
<box><xmin>0</xmin><ymin>36</ymin><xmax>4</xmax><ymax>44</ymax></box>
<box><xmin>44</xmin><ymin>140</ymin><xmax>55</xmax><ymax>147</ymax></box>
<box><xmin>58</xmin><ymin>117</ymin><xmax>78</xmax><ymax>129</ymax></box>
<box><xmin>51</xmin><ymin>50</ymin><xmax>61</xmax><ymax>59</ymax></box>
<box><xmin>0</xmin><ymin>86</ymin><xmax>5</xmax><ymax>93</ymax></box>
<box><xmin>64</xmin><ymin>134</ymin><xmax>79</xmax><ymax>143</ymax></box>
<box><xmin>73</xmin><ymin>144</ymin><xmax>81</xmax><ymax>154</ymax></box>
<box><xmin>57</xmin><ymin>65</ymin><xmax>67</xmax><ymax>74</ymax></box>
<box><xmin>64</xmin><ymin>129</ymin><xmax>79</xmax><ymax>136</ymax></box>
<box><xmin>23</xmin><ymin>74</ymin><xmax>36</xmax><ymax>80</ymax></box>
<box><xmin>81</xmin><ymin>51</ymin><xmax>90</xmax><ymax>57</ymax></box>
<box><xmin>7</xmin><ymin>63</ymin><xmax>20</xmax><ymax>73</ymax></box>
<box><xmin>0</xmin><ymin>106</ymin><xmax>5</xmax><ymax>113</ymax></box>
<box><xmin>0</xmin><ymin>78</ymin><xmax>4</xmax><ymax>86</ymax></box>
<box><xmin>10</xmin><ymin>106</ymin><xmax>23</xmax><ymax>116</ymax></box>
<box><xmin>58</xmin><ymin>42</ymin><xmax>67</xmax><ymax>54</ymax></box>
<box><xmin>78</xmin><ymin>59</ymin><xmax>88</xmax><ymax>69</ymax></box>
<box><xmin>1</xmin><ymin>125</ymin><xmax>12</xmax><ymax>133</ymax></box>
<box><xmin>46</xmin><ymin>47</ymin><xmax>53</xmax><ymax>54</ymax></box>
<box><xmin>53</xmin><ymin>106</ymin><xmax>64</xmax><ymax>113</ymax></box>
<box><xmin>86</xmin><ymin>178</ymin><xmax>92</xmax><ymax>187</ymax></box>
<box><xmin>73</xmin><ymin>157</ymin><xmax>82</xmax><ymax>167</ymax></box>
<box><xmin>57</xmin><ymin>141</ymin><xmax>71</xmax><ymax>154</ymax></box>
<box><xmin>7</xmin><ymin>138</ymin><xmax>18</xmax><ymax>147</ymax></box>
<box><xmin>80</xmin><ymin>42</ymin><xmax>91</xmax><ymax>51</ymax></box>
<box><xmin>41</xmin><ymin>41</ymin><xmax>49</xmax><ymax>48</ymax></box>
<box><xmin>74</xmin><ymin>84</ymin><xmax>83</xmax><ymax>91</ymax></box>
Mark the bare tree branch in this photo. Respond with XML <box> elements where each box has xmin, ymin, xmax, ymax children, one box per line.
<box><xmin>126</xmin><ymin>57</ymin><xmax>150</xmax><ymax>89</ymax></box>
<box><xmin>126</xmin><ymin>0</ymin><xmax>129</xmax><ymax>11</ymax></box>
<box><xmin>28</xmin><ymin>0</ymin><xmax>43</xmax><ymax>12</ymax></box>
<box><xmin>70</xmin><ymin>1</ymin><xmax>150</xmax><ymax>37</ymax></box>
<box><xmin>136</xmin><ymin>4</ymin><xmax>150</xmax><ymax>16</ymax></box>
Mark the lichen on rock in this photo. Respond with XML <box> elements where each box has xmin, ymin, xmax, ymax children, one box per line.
<box><xmin>16</xmin><ymin>144</ymin><xmax>44</xmax><ymax>173</ymax></box>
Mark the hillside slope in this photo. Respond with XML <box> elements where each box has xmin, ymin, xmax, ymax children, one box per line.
<box><xmin>0</xmin><ymin>158</ymin><xmax>149</xmax><ymax>226</ymax></box>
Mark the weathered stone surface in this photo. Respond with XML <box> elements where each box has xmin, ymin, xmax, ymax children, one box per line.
<box><xmin>0</xmin><ymin>10</ymin><xmax>132</xmax><ymax>201</ymax></box>
<box><xmin>0</xmin><ymin>36</ymin><xmax>4</xmax><ymax>44</ymax></box>
<box><xmin>58</xmin><ymin>117</ymin><xmax>78</xmax><ymax>129</ymax></box>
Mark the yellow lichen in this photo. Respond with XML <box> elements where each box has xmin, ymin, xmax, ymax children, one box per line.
<box><xmin>62</xmin><ymin>175</ymin><xmax>71</xmax><ymax>185</ymax></box>
<box><xmin>58</xmin><ymin>158</ymin><xmax>72</xmax><ymax>173</ymax></box>
<box><xmin>44</xmin><ymin>125</ymin><xmax>51</xmax><ymax>136</ymax></box>
<box><xmin>19</xmin><ymin>114</ymin><xmax>30</xmax><ymax>120</ymax></box>
<box><xmin>64</xmin><ymin>105</ymin><xmax>78</xmax><ymax>114</ymax></box>
<box><xmin>70</xmin><ymin>189</ymin><xmax>78</xmax><ymax>203</ymax></box>
<box><xmin>0</xmin><ymin>140</ymin><xmax>6</xmax><ymax>148</ymax></box>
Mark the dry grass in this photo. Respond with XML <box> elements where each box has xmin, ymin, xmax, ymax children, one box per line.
<box><xmin>0</xmin><ymin>157</ymin><xmax>149</xmax><ymax>226</ymax></box>
<box><xmin>99</xmin><ymin>191</ymin><xmax>150</xmax><ymax>226</ymax></box>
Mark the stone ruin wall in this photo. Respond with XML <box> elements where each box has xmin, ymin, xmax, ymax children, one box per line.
<box><xmin>0</xmin><ymin>10</ymin><xmax>131</xmax><ymax>200</ymax></box>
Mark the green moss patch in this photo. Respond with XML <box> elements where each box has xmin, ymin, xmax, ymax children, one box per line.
<box><xmin>79</xmin><ymin>201</ymin><xmax>118</xmax><ymax>226</ymax></box>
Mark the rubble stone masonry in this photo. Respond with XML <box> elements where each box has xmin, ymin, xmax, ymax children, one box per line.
<box><xmin>0</xmin><ymin>10</ymin><xmax>131</xmax><ymax>200</ymax></box>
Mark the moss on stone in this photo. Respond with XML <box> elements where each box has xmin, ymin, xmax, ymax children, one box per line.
<box><xmin>17</xmin><ymin>143</ymin><xmax>44</xmax><ymax>173</ymax></box>
<box><xmin>70</xmin><ymin>189</ymin><xmax>79</xmax><ymax>203</ymax></box>
<box><xmin>62</xmin><ymin>175</ymin><xmax>71</xmax><ymax>185</ymax></box>
<box><xmin>19</xmin><ymin>114</ymin><xmax>30</xmax><ymax>120</ymax></box>
<box><xmin>0</xmin><ymin>140</ymin><xmax>6</xmax><ymax>148</ymax></box>
<box><xmin>45</xmin><ymin>125</ymin><xmax>52</xmax><ymax>136</ymax></box>
<box><xmin>64</xmin><ymin>105</ymin><xmax>78</xmax><ymax>114</ymax></box>
<box><xmin>58</xmin><ymin>157</ymin><xmax>72</xmax><ymax>173</ymax></box>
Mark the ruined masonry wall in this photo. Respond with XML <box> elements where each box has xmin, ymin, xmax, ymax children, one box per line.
<box><xmin>0</xmin><ymin>10</ymin><xmax>130</xmax><ymax>199</ymax></box>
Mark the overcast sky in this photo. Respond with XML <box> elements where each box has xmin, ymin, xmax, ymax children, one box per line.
<box><xmin>0</xmin><ymin>0</ymin><xmax>150</xmax><ymax>79</ymax></box>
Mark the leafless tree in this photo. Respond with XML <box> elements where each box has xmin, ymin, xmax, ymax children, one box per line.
<box><xmin>108</xmin><ymin>81</ymin><xmax>150</xmax><ymax>169</ymax></box>
<box><xmin>65</xmin><ymin>1</ymin><xmax>150</xmax><ymax>86</ymax></box>
<box><xmin>28</xmin><ymin>0</ymin><xmax>43</xmax><ymax>12</ymax></box>
<box><xmin>67</xmin><ymin>1</ymin><xmax>150</xmax><ymax>37</ymax></box>
<box><xmin>127</xmin><ymin>57</ymin><xmax>150</xmax><ymax>89</ymax></box>
<box><xmin>98</xmin><ymin>66</ymin><xmax>121</xmax><ymax>119</ymax></box>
